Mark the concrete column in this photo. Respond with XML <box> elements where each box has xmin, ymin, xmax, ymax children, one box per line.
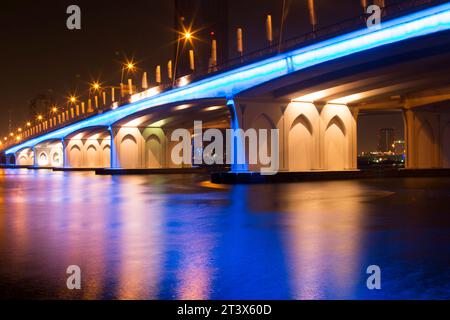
<box><xmin>227</xmin><ymin>99</ymin><xmax>249</xmax><ymax>173</ymax></box>
<box><xmin>109</xmin><ymin>126</ymin><xmax>119</xmax><ymax>168</ymax></box>
<box><xmin>350</xmin><ymin>106</ymin><xmax>359</xmax><ymax>170</ymax></box>
<box><xmin>32</xmin><ymin>147</ymin><xmax>37</xmax><ymax>167</ymax></box>
<box><xmin>62</xmin><ymin>139</ymin><xmax>68</xmax><ymax>168</ymax></box>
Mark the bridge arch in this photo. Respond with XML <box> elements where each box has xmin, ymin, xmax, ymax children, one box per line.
<box><xmin>102</xmin><ymin>145</ymin><xmax>111</xmax><ymax>167</ymax></box>
<box><xmin>86</xmin><ymin>145</ymin><xmax>99</xmax><ymax>167</ymax></box>
<box><xmin>69</xmin><ymin>145</ymin><xmax>82</xmax><ymax>167</ymax></box>
<box><xmin>289</xmin><ymin>114</ymin><xmax>314</xmax><ymax>171</ymax></box>
<box><xmin>15</xmin><ymin>147</ymin><xmax>34</xmax><ymax>166</ymax></box>
<box><xmin>38</xmin><ymin>152</ymin><xmax>49</xmax><ymax>166</ymax></box>
<box><xmin>119</xmin><ymin>134</ymin><xmax>139</xmax><ymax>168</ymax></box>
<box><xmin>64</xmin><ymin>126</ymin><xmax>111</xmax><ymax>168</ymax></box>
<box><xmin>145</xmin><ymin>134</ymin><xmax>163</xmax><ymax>168</ymax></box>
<box><xmin>325</xmin><ymin>115</ymin><xmax>347</xmax><ymax>170</ymax></box>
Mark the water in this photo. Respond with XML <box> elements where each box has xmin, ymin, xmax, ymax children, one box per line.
<box><xmin>0</xmin><ymin>169</ymin><xmax>449</xmax><ymax>300</ymax></box>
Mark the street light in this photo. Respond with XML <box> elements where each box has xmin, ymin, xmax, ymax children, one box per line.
<box><xmin>173</xmin><ymin>29</ymin><xmax>195</xmax><ymax>86</ymax></box>
<box><xmin>37</xmin><ymin>115</ymin><xmax>43</xmax><ymax>121</ymax></box>
<box><xmin>92</xmin><ymin>82</ymin><xmax>101</xmax><ymax>91</ymax></box>
<box><xmin>51</xmin><ymin>106</ymin><xmax>58</xmax><ymax>113</ymax></box>
<box><xmin>120</xmin><ymin>60</ymin><xmax>136</xmax><ymax>97</ymax></box>
<box><xmin>26</xmin><ymin>122</ymin><xmax>31</xmax><ymax>127</ymax></box>
<box><xmin>69</xmin><ymin>96</ymin><xmax>77</xmax><ymax>104</ymax></box>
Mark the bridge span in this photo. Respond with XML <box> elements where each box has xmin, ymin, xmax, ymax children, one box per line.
<box><xmin>4</xmin><ymin>2</ymin><xmax>450</xmax><ymax>172</ymax></box>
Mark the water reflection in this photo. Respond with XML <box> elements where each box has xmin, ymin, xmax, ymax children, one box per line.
<box><xmin>0</xmin><ymin>169</ymin><xmax>449</xmax><ymax>299</ymax></box>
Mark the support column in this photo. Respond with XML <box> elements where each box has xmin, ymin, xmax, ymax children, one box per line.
<box><xmin>350</xmin><ymin>106</ymin><xmax>359</xmax><ymax>170</ymax></box>
<box><xmin>402</xmin><ymin>107</ymin><xmax>450</xmax><ymax>169</ymax></box>
<box><xmin>403</xmin><ymin>109</ymin><xmax>415</xmax><ymax>168</ymax></box>
<box><xmin>32</xmin><ymin>147</ymin><xmax>37</xmax><ymax>167</ymax></box>
<box><xmin>109</xmin><ymin>126</ymin><xmax>119</xmax><ymax>168</ymax></box>
<box><xmin>62</xmin><ymin>139</ymin><xmax>69</xmax><ymax>168</ymax></box>
<box><xmin>227</xmin><ymin>99</ymin><xmax>248</xmax><ymax>173</ymax></box>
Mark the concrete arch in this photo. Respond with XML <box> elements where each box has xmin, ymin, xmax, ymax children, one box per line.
<box><xmin>326</xmin><ymin>115</ymin><xmax>347</xmax><ymax>137</ymax></box>
<box><xmin>69</xmin><ymin>145</ymin><xmax>82</xmax><ymax>168</ymax></box>
<box><xmin>18</xmin><ymin>156</ymin><xmax>28</xmax><ymax>165</ymax></box>
<box><xmin>15</xmin><ymin>148</ymin><xmax>34</xmax><ymax>166</ymax></box>
<box><xmin>86</xmin><ymin>145</ymin><xmax>99</xmax><ymax>167</ymax></box>
<box><xmin>249</xmin><ymin>113</ymin><xmax>276</xmax><ymax>172</ymax></box>
<box><xmin>443</xmin><ymin>123</ymin><xmax>450</xmax><ymax>168</ymax></box>
<box><xmin>325</xmin><ymin>116</ymin><xmax>347</xmax><ymax>170</ymax></box>
<box><xmin>120</xmin><ymin>134</ymin><xmax>139</xmax><ymax>168</ymax></box>
<box><xmin>417</xmin><ymin>120</ymin><xmax>434</xmax><ymax>168</ymax></box>
<box><xmin>289</xmin><ymin>114</ymin><xmax>314</xmax><ymax>171</ymax></box>
<box><xmin>102</xmin><ymin>145</ymin><xmax>111</xmax><ymax>168</ymax></box>
<box><xmin>251</xmin><ymin>113</ymin><xmax>276</xmax><ymax>131</ymax></box>
<box><xmin>145</xmin><ymin>134</ymin><xmax>162</xmax><ymax>168</ymax></box>
<box><xmin>50</xmin><ymin>149</ymin><xmax>63</xmax><ymax>167</ymax></box>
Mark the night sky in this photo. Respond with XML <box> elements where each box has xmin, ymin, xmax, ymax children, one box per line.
<box><xmin>0</xmin><ymin>0</ymin><xmax>403</xmax><ymax>152</ymax></box>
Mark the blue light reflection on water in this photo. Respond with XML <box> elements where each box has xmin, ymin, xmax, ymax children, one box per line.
<box><xmin>0</xmin><ymin>169</ymin><xmax>449</xmax><ymax>299</ymax></box>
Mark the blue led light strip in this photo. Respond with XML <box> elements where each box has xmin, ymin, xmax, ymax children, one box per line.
<box><xmin>5</xmin><ymin>2</ymin><xmax>450</xmax><ymax>154</ymax></box>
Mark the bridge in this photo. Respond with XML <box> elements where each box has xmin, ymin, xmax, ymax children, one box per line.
<box><xmin>3</xmin><ymin>1</ymin><xmax>450</xmax><ymax>173</ymax></box>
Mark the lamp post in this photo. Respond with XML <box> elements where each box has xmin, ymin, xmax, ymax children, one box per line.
<box><xmin>173</xmin><ymin>31</ymin><xmax>193</xmax><ymax>87</ymax></box>
<box><xmin>120</xmin><ymin>61</ymin><xmax>135</xmax><ymax>97</ymax></box>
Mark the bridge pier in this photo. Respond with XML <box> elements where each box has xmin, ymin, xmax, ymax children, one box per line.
<box><xmin>111</xmin><ymin>125</ymin><xmax>183</xmax><ymax>169</ymax></box>
<box><xmin>64</xmin><ymin>133</ymin><xmax>111</xmax><ymax>168</ymax></box>
<box><xmin>403</xmin><ymin>108</ymin><xmax>450</xmax><ymax>168</ymax></box>
<box><xmin>32</xmin><ymin>141</ymin><xmax>64</xmax><ymax>168</ymax></box>
<box><xmin>15</xmin><ymin>148</ymin><xmax>34</xmax><ymax>166</ymax></box>
<box><xmin>232</xmin><ymin>99</ymin><xmax>358</xmax><ymax>173</ymax></box>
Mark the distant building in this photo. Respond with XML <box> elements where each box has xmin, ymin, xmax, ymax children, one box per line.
<box><xmin>174</xmin><ymin>0</ymin><xmax>229</xmax><ymax>77</ymax></box>
<box><xmin>377</xmin><ymin>128</ymin><xmax>395</xmax><ymax>153</ymax></box>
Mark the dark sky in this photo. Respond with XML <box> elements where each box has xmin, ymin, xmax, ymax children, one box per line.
<box><xmin>0</xmin><ymin>0</ymin><xmax>402</xmax><ymax>151</ymax></box>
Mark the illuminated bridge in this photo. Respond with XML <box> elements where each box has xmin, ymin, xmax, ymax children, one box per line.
<box><xmin>3</xmin><ymin>1</ymin><xmax>450</xmax><ymax>172</ymax></box>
